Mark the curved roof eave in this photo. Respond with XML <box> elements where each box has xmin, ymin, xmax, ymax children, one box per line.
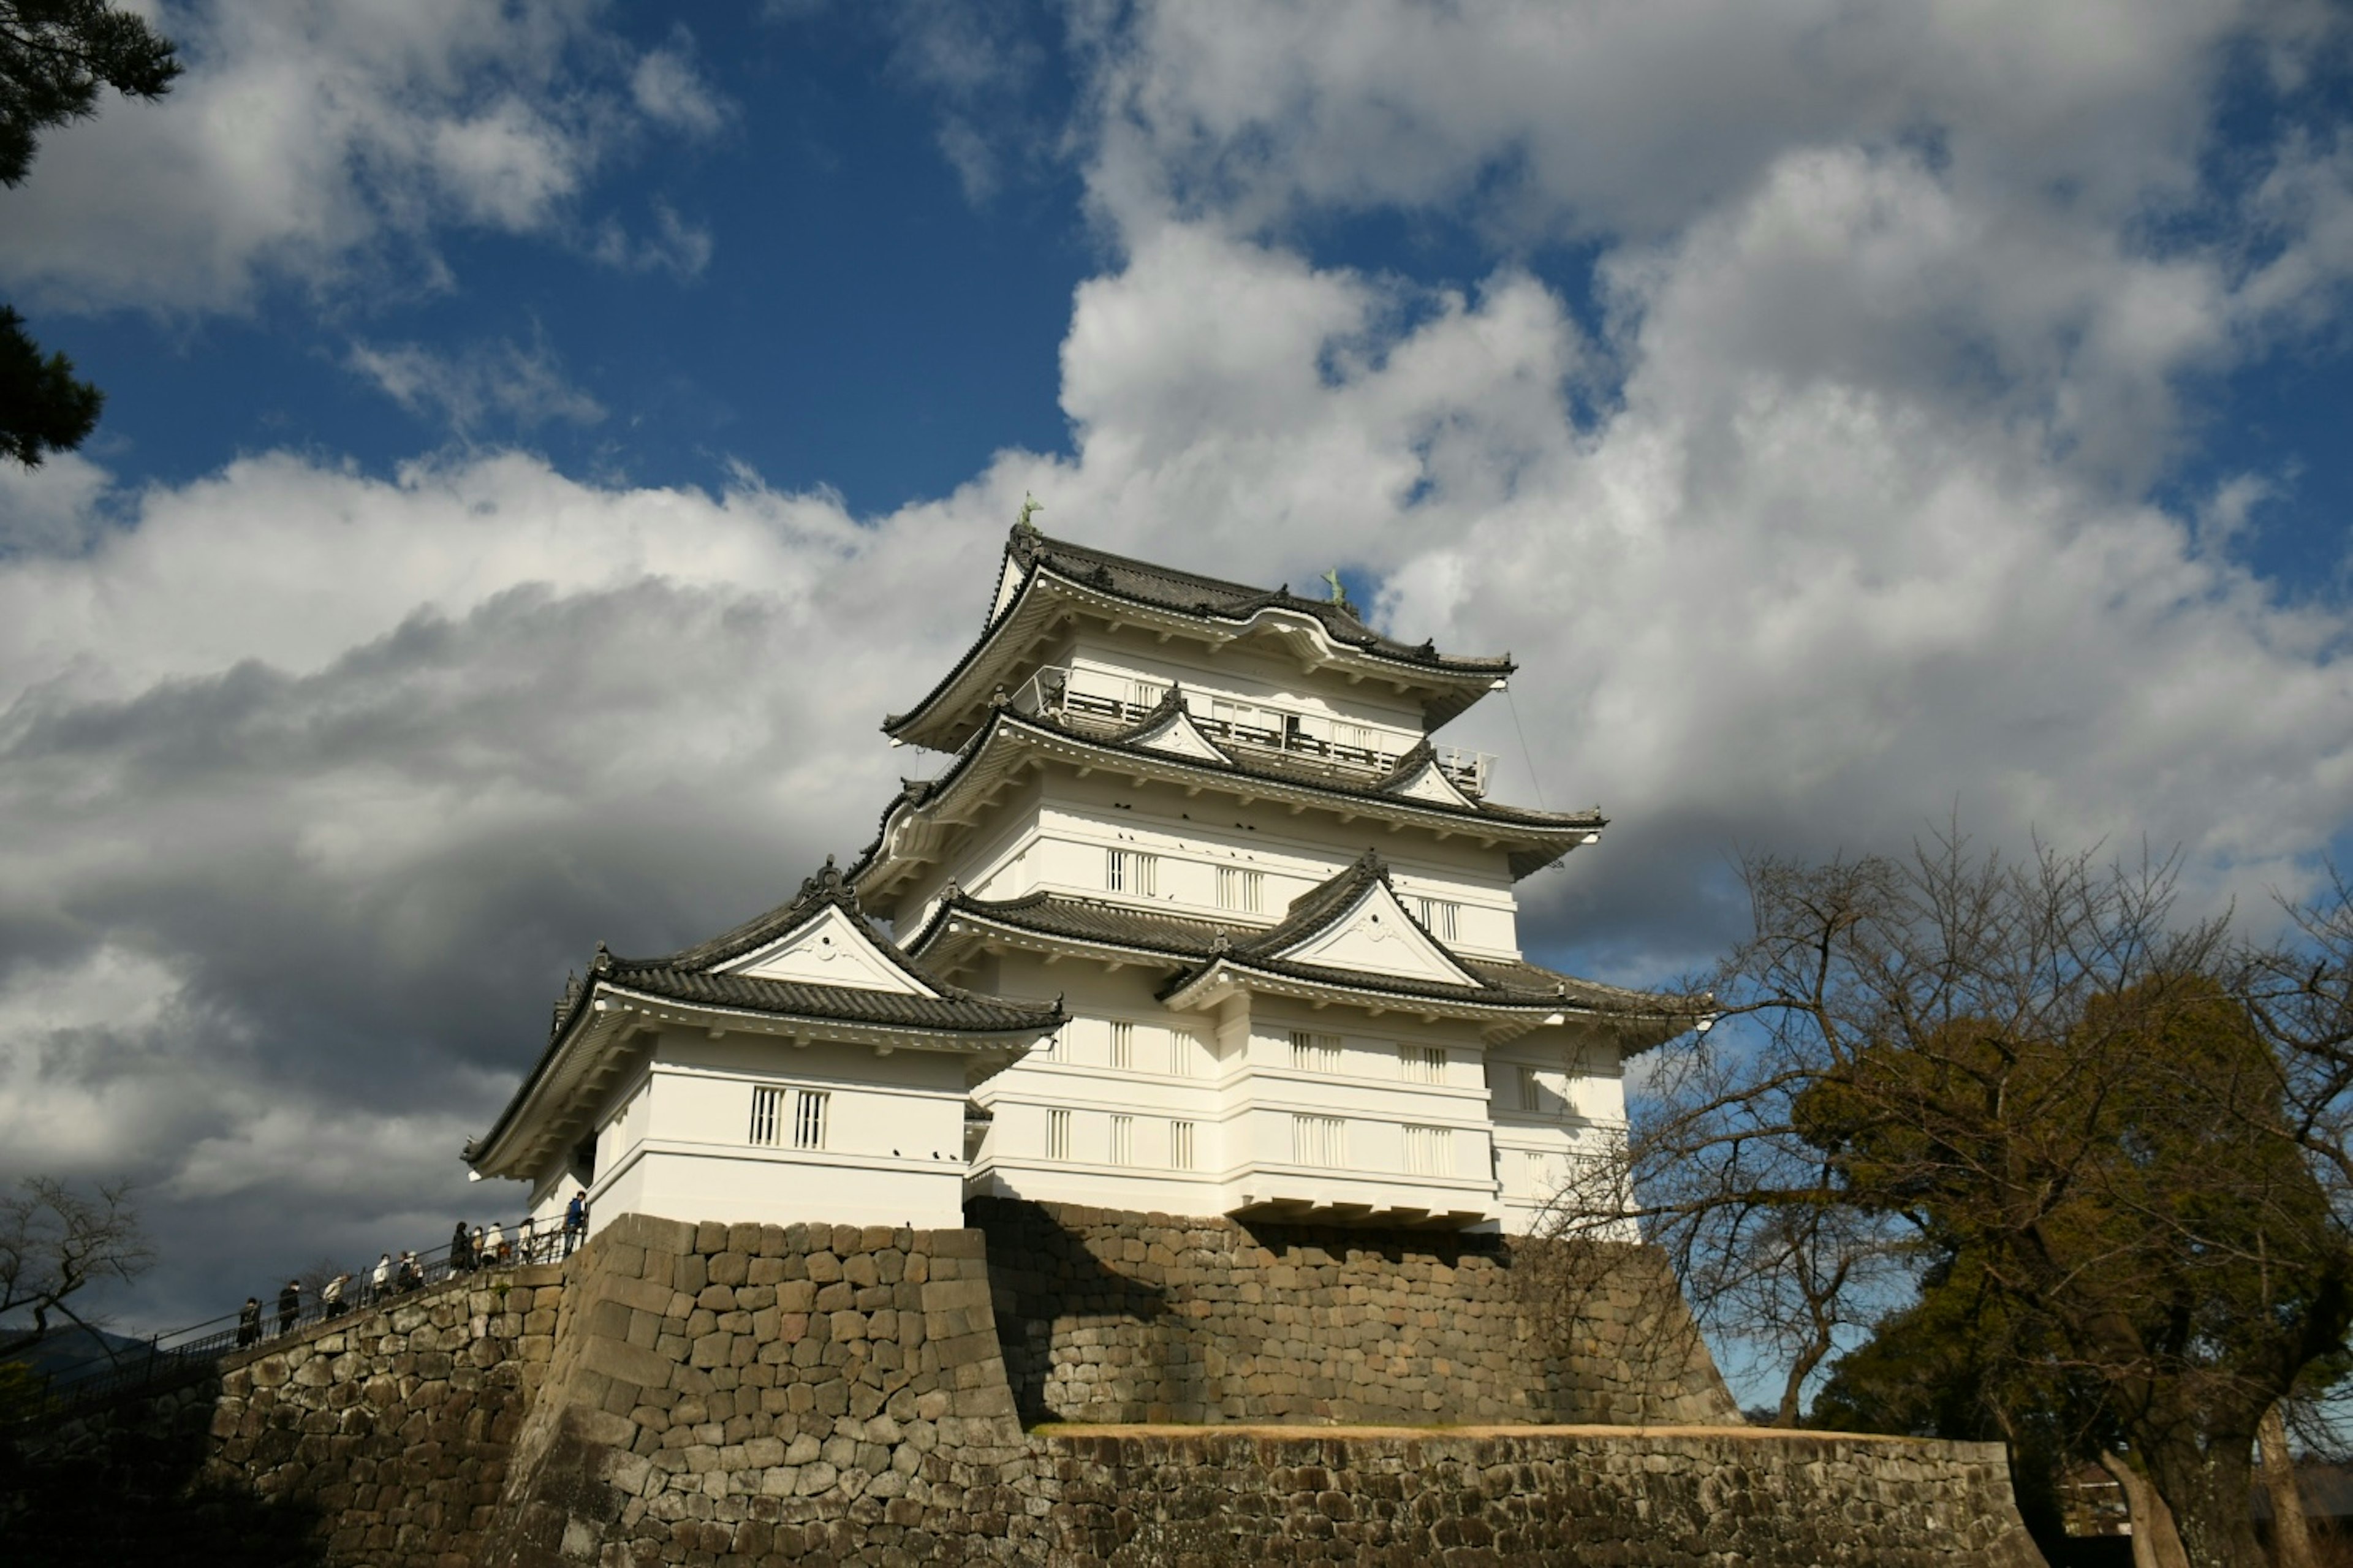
<box><xmin>882</xmin><ymin>540</ymin><xmax>1515</xmax><ymax>748</ymax></box>
<box><xmin>847</xmin><ymin>710</ymin><xmax>1604</xmax><ymax>906</ymax></box>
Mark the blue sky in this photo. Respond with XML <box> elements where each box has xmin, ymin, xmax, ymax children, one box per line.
<box><xmin>2</xmin><ymin>1</ymin><xmax>2352</xmax><ymax>1390</ymax></box>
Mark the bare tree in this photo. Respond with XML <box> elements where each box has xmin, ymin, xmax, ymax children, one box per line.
<box><xmin>1544</xmin><ymin>830</ymin><xmax>2353</xmax><ymax>1568</ymax></box>
<box><xmin>0</xmin><ymin>1176</ymin><xmax>151</xmax><ymax>1359</ymax></box>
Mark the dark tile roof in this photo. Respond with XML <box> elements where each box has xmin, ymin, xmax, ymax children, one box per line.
<box><xmin>598</xmin><ymin>965</ymin><xmax>1066</xmax><ymax>1033</ymax></box>
<box><xmin>846</xmin><ymin>707</ymin><xmax>1605</xmax><ymax>903</ymax></box>
<box><xmin>912</xmin><ymin>852</ymin><xmax>1699</xmax><ymax>1021</ymax></box>
<box><xmin>1083</xmin><ymin>702</ymin><xmax>1597</xmax><ymax>830</ymax></box>
<box><xmin>882</xmin><ymin>526</ymin><xmax>1514</xmax><ymax>744</ymax></box>
<box><xmin>562</xmin><ymin>855</ymin><xmax>1060</xmax><ymax>1038</ymax></box>
<box><xmin>471</xmin><ymin>859</ymin><xmax>1066</xmax><ymax>1170</ymax></box>
<box><xmin>1004</xmin><ymin>526</ymin><xmax>1514</xmax><ymax>676</ymax></box>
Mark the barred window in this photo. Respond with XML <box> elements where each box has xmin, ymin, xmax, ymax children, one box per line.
<box><xmin>1167</xmin><ymin>1029</ymin><xmax>1195</xmax><ymax>1078</ymax></box>
<box><xmin>1108</xmin><ymin>1020</ymin><xmax>1135</xmax><ymax>1070</ymax></box>
<box><xmin>1291</xmin><ymin>1114</ymin><xmax>1346</xmax><ymax>1167</ymax></box>
<box><xmin>792</xmin><ymin>1089</ymin><xmax>828</xmax><ymax>1150</ymax></box>
<box><xmin>1414</xmin><ymin>897</ymin><xmax>1461</xmax><ymax>941</ymax></box>
<box><xmin>1402</xmin><ymin>1124</ymin><xmax>1452</xmax><ymax>1176</ymax></box>
<box><xmin>1289</xmin><ymin>1030</ymin><xmax>1340</xmax><ymax>1074</ymax></box>
<box><xmin>1046</xmin><ymin>1108</ymin><xmax>1071</xmax><ymax>1161</ymax></box>
<box><xmin>1170</xmin><ymin>1121</ymin><xmax>1197</xmax><ymax>1171</ymax></box>
<box><xmin>1108</xmin><ymin>849</ymin><xmax>1159</xmax><ymax>896</ymax></box>
<box><xmin>1398</xmin><ymin>1044</ymin><xmax>1447</xmax><ymax>1084</ymax></box>
<box><xmin>1519</xmin><ymin>1066</ymin><xmax>1544</xmax><ymax>1113</ymax></box>
<box><xmin>1216</xmin><ymin>866</ymin><xmax>1264</xmax><ymax>913</ymax></box>
<box><xmin>1129</xmin><ymin>679</ymin><xmax>1164</xmax><ymax>712</ymax></box>
<box><xmin>1109</xmin><ymin>1115</ymin><xmax>1134</xmax><ymax>1165</ymax></box>
<box><xmin>749</xmin><ymin>1086</ymin><xmax>783</xmax><ymax>1146</ymax></box>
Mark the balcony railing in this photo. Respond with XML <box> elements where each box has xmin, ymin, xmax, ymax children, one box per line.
<box><xmin>1009</xmin><ymin>665</ymin><xmax>1492</xmax><ymax>797</ymax></box>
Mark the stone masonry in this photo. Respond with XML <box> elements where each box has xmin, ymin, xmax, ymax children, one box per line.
<box><xmin>204</xmin><ymin>1261</ymin><xmax>566</xmax><ymax>1566</ymax></box>
<box><xmin>480</xmin><ymin>1215</ymin><xmax>1039</xmax><ymax>1567</ymax></box>
<box><xmin>974</xmin><ymin>1197</ymin><xmax>1737</xmax><ymax>1426</ymax></box>
<box><xmin>31</xmin><ymin>1211</ymin><xmax>2049</xmax><ymax>1566</ymax></box>
<box><xmin>1041</xmin><ymin>1426</ymin><xmax>2046</xmax><ymax>1567</ymax></box>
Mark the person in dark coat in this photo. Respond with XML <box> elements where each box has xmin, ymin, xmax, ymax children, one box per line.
<box><xmin>276</xmin><ymin>1278</ymin><xmax>301</xmax><ymax>1336</ymax></box>
<box><xmin>450</xmin><ymin>1220</ymin><xmax>474</xmax><ymax>1276</ymax></box>
<box><xmin>236</xmin><ymin>1297</ymin><xmax>262</xmax><ymax>1348</ymax></box>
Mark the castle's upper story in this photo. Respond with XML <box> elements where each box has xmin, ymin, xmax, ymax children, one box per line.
<box><xmin>851</xmin><ymin>525</ymin><xmax>1609</xmax><ymax>936</ymax></box>
<box><xmin>884</xmin><ymin>525</ymin><xmax>1518</xmax><ymax>757</ymax></box>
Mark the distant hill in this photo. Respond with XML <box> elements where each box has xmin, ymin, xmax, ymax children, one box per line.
<box><xmin>1</xmin><ymin>1323</ymin><xmax>151</xmax><ymax>1387</ymax></box>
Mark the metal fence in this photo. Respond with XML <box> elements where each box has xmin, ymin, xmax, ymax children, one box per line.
<box><xmin>4</xmin><ymin>1213</ymin><xmax>572</xmax><ymax>1430</ymax></box>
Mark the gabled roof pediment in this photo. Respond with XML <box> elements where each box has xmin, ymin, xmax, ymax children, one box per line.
<box><xmin>1378</xmin><ymin>742</ymin><xmax>1477</xmax><ymax>809</ymax></box>
<box><xmin>1119</xmin><ymin>685</ymin><xmax>1232</xmax><ymax>764</ymax></box>
<box><xmin>722</xmin><ymin>902</ymin><xmax>936</xmax><ymax>996</ymax></box>
<box><xmin>1262</xmin><ymin>869</ymin><xmax>1485</xmax><ymax>988</ymax></box>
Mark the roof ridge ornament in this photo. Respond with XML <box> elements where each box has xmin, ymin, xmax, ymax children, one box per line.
<box><xmin>795</xmin><ymin>854</ymin><xmax>858</xmax><ymax>914</ymax></box>
<box><xmin>593</xmin><ymin>942</ymin><xmax>612</xmax><ymax>973</ymax></box>
<box><xmin>1015</xmin><ymin>493</ymin><xmax>1043</xmax><ymax>535</ymax></box>
<box><xmin>1320</xmin><ymin>567</ymin><xmax>1357</xmax><ymax>615</ymax></box>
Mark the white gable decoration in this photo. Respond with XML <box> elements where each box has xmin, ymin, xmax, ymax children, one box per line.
<box><xmin>727</xmin><ymin>903</ymin><xmax>936</xmax><ymax>995</ymax></box>
<box><xmin>1132</xmin><ymin>704</ymin><xmax>1230</xmax><ymax>763</ymax></box>
<box><xmin>1386</xmin><ymin>756</ymin><xmax>1476</xmax><ymax>808</ymax></box>
<box><xmin>988</xmin><ymin>555</ymin><xmax>1027</xmax><ymax>624</ymax></box>
<box><xmin>1273</xmin><ymin>879</ymin><xmax>1484</xmax><ymax>987</ymax></box>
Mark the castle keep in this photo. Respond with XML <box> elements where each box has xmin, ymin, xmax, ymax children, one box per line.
<box><xmin>468</xmin><ymin>523</ymin><xmax>1700</xmax><ymax>1242</ymax></box>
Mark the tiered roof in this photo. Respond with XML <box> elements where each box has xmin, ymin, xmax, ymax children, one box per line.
<box><xmin>466</xmin><ymin>860</ymin><xmax>1065</xmax><ymax>1180</ymax></box>
<box><xmin>849</xmin><ymin>695</ymin><xmax>1605</xmax><ymax>910</ymax></box>
<box><xmin>908</xmin><ymin>849</ymin><xmax>1703</xmax><ymax>1047</ymax></box>
<box><xmin>883</xmin><ymin>525</ymin><xmax>1517</xmax><ymax>752</ymax></box>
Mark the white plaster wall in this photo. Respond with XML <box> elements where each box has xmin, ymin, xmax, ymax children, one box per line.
<box><xmin>1066</xmin><ymin>626</ymin><xmax>1430</xmax><ymax>742</ymax></box>
<box><xmin>529</xmin><ymin>1029</ymin><xmax>985</xmax><ymax>1237</ymax></box>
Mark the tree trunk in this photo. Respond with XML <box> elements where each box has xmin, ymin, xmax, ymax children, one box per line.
<box><xmin>2142</xmin><ymin>1439</ymin><xmax>2266</xmax><ymax>1568</ymax></box>
<box><xmin>2102</xmin><ymin>1450</ymin><xmax>2194</xmax><ymax>1568</ymax></box>
<box><xmin>2257</xmin><ymin>1404</ymin><xmax>2316</xmax><ymax>1568</ymax></box>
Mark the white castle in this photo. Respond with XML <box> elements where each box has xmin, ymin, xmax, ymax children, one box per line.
<box><xmin>466</xmin><ymin>524</ymin><xmax>1699</xmax><ymax>1237</ymax></box>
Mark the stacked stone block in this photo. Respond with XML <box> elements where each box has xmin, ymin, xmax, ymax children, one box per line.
<box><xmin>199</xmin><ymin>1263</ymin><xmax>560</xmax><ymax>1566</ymax></box>
<box><xmin>1037</xmin><ymin>1427</ymin><xmax>2047</xmax><ymax>1567</ymax></box>
<box><xmin>37</xmin><ymin>1210</ymin><xmax>2049</xmax><ymax>1566</ymax></box>
<box><xmin>482</xmin><ymin>1214</ymin><xmax>1048</xmax><ymax>1567</ymax></box>
<box><xmin>971</xmin><ymin>1199</ymin><xmax>1737</xmax><ymax>1428</ymax></box>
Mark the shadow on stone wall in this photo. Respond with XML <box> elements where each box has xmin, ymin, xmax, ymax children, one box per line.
<box><xmin>1</xmin><ymin>1381</ymin><xmax>327</xmax><ymax>1568</ymax></box>
<box><xmin>969</xmin><ymin>1198</ymin><xmax>1738</xmax><ymax>1426</ymax></box>
<box><xmin>969</xmin><ymin>1200</ymin><xmax>1177</xmax><ymax>1424</ymax></box>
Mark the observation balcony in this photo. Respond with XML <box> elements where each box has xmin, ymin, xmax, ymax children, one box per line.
<box><xmin>1009</xmin><ymin>665</ymin><xmax>1493</xmax><ymax>797</ymax></box>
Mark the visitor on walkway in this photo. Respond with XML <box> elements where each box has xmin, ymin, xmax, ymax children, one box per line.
<box><xmin>563</xmin><ymin>1189</ymin><xmax>587</xmax><ymax>1256</ymax></box>
<box><xmin>276</xmin><ymin>1279</ymin><xmax>301</xmax><ymax>1336</ymax></box>
<box><xmin>371</xmin><ymin>1252</ymin><xmax>392</xmax><ymax>1304</ymax></box>
<box><xmin>450</xmin><ymin>1219</ymin><xmax>474</xmax><ymax>1274</ymax></box>
<box><xmin>236</xmin><ymin>1297</ymin><xmax>261</xmax><ymax>1349</ymax></box>
<box><xmin>472</xmin><ymin>1225</ymin><xmax>488</xmax><ymax>1270</ymax></box>
<box><xmin>485</xmin><ymin>1220</ymin><xmax>506</xmax><ymax>1263</ymax></box>
<box><xmin>398</xmin><ymin>1250</ymin><xmax>422</xmax><ymax>1292</ymax></box>
<box><xmin>322</xmin><ymin>1273</ymin><xmax>347</xmax><ymax>1319</ymax></box>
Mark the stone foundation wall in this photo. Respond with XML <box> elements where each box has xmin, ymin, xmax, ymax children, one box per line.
<box><xmin>202</xmin><ymin>1263</ymin><xmax>564</xmax><ymax>1566</ymax></box>
<box><xmin>30</xmin><ymin>1210</ymin><xmax>2045</xmax><ymax>1567</ymax></box>
<box><xmin>1040</xmin><ymin>1426</ymin><xmax>2047</xmax><ymax>1568</ymax></box>
<box><xmin>969</xmin><ymin>1198</ymin><xmax>1737</xmax><ymax>1426</ymax></box>
<box><xmin>480</xmin><ymin>1215</ymin><xmax>1042</xmax><ymax>1567</ymax></box>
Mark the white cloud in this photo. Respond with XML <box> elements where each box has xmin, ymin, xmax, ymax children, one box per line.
<box><xmin>631</xmin><ymin>39</ymin><xmax>729</xmax><ymax>138</ymax></box>
<box><xmin>346</xmin><ymin>336</ymin><xmax>606</xmax><ymax>433</ymax></box>
<box><xmin>589</xmin><ymin>199</ymin><xmax>715</xmax><ymax>279</ymax></box>
<box><xmin>0</xmin><ymin>0</ymin><xmax>733</xmax><ymax>314</ymax></box>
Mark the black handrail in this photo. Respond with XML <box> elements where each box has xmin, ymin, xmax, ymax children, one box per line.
<box><xmin>5</xmin><ymin>1213</ymin><xmax>572</xmax><ymax>1428</ymax></box>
